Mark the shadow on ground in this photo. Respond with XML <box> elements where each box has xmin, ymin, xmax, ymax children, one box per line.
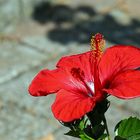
<box><xmin>32</xmin><ymin>1</ymin><xmax>140</xmax><ymax>46</ymax></box>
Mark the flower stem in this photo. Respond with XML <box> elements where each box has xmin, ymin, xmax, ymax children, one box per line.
<box><xmin>103</xmin><ymin>115</ymin><xmax>111</xmax><ymax>140</ymax></box>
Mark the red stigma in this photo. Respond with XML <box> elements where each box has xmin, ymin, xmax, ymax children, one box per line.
<box><xmin>95</xmin><ymin>33</ymin><xmax>103</xmax><ymax>42</ymax></box>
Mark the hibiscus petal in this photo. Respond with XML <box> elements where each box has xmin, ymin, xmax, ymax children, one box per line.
<box><xmin>28</xmin><ymin>68</ymin><xmax>87</xmax><ymax>96</ymax></box>
<box><xmin>28</xmin><ymin>69</ymin><xmax>64</xmax><ymax>96</ymax></box>
<box><xmin>103</xmin><ymin>70</ymin><xmax>140</xmax><ymax>99</ymax></box>
<box><xmin>99</xmin><ymin>45</ymin><xmax>140</xmax><ymax>85</ymax></box>
<box><xmin>52</xmin><ymin>89</ymin><xmax>95</xmax><ymax>122</ymax></box>
<box><xmin>57</xmin><ymin>51</ymin><xmax>93</xmax><ymax>81</ymax></box>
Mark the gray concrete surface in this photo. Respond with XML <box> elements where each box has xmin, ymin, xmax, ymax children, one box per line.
<box><xmin>0</xmin><ymin>0</ymin><xmax>140</xmax><ymax>140</ymax></box>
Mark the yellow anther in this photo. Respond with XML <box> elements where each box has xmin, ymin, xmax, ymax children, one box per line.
<box><xmin>90</xmin><ymin>33</ymin><xmax>105</xmax><ymax>58</ymax></box>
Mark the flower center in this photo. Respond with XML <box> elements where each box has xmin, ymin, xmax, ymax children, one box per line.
<box><xmin>71</xmin><ymin>68</ymin><xmax>94</xmax><ymax>96</ymax></box>
<box><xmin>87</xmin><ymin>82</ymin><xmax>95</xmax><ymax>97</ymax></box>
<box><xmin>87</xmin><ymin>82</ymin><xmax>95</xmax><ymax>93</ymax></box>
<box><xmin>70</xmin><ymin>33</ymin><xmax>105</xmax><ymax>98</ymax></box>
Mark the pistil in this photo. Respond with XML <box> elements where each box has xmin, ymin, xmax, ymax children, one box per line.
<box><xmin>90</xmin><ymin>33</ymin><xmax>105</xmax><ymax>96</ymax></box>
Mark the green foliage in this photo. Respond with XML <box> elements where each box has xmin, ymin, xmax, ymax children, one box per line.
<box><xmin>65</xmin><ymin>130</ymin><xmax>80</xmax><ymax>138</ymax></box>
<box><xmin>64</xmin><ymin>114</ymin><xmax>108</xmax><ymax>140</ymax></box>
<box><xmin>97</xmin><ymin>134</ymin><xmax>108</xmax><ymax>140</ymax></box>
<box><xmin>64</xmin><ymin>100</ymin><xmax>110</xmax><ymax>140</ymax></box>
<box><xmin>79</xmin><ymin>134</ymin><xmax>94</xmax><ymax>140</ymax></box>
<box><xmin>65</xmin><ymin>118</ymin><xmax>95</xmax><ymax>140</ymax></box>
<box><xmin>114</xmin><ymin>117</ymin><xmax>140</xmax><ymax>140</ymax></box>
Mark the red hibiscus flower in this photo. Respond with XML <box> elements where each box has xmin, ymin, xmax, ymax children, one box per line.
<box><xmin>28</xmin><ymin>33</ymin><xmax>140</xmax><ymax>122</ymax></box>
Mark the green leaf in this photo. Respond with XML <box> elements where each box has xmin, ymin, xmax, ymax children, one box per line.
<box><xmin>115</xmin><ymin>134</ymin><xmax>140</xmax><ymax>140</ymax></box>
<box><xmin>80</xmin><ymin>134</ymin><xmax>90</xmax><ymax>140</ymax></box>
<box><xmin>79</xmin><ymin>119</ymin><xmax>85</xmax><ymax>130</ymax></box>
<box><xmin>97</xmin><ymin>134</ymin><xmax>108</xmax><ymax>140</ymax></box>
<box><xmin>64</xmin><ymin>130</ymin><xmax>80</xmax><ymax>138</ymax></box>
<box><xmin>127</xmin><ymin>134</ymin><xmax>140</xmax><ymax>140</ymax></box>
<box><xmin>80</xmin><ymin>134</ymin><xmax>95</xmax><ymax>140</ymax></box>
<box><xmin>115</xmin><ymin>117</ymin><xmax>140</xmax><ymax>139</ymax></box>
<box><xmin>114</xmin><ymin>136</ymin><xmax>127</xmax><ymax>140</ymax></box>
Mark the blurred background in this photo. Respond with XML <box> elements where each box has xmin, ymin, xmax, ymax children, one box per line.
<box><xmin>0</xmin><ymin>0</ymin><xmax>140</xmax><ymax>140</ymax></box>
